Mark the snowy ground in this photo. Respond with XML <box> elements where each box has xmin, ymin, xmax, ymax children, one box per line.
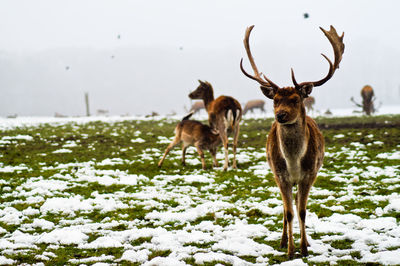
<box><xmin>1</xmin><ymin>105</ymin><xmax>399</xmax><ymax>131</ymax></box>
<box><xmin>0</xmin><ymin>114</ymin><xmax>399</xmax><ymax>265</ymax></box>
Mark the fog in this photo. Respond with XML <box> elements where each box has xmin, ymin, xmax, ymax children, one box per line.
<box><xmin>1</xmin><ymin>0</ymin><xmax>400</xmax><ymax>116</ymax></box>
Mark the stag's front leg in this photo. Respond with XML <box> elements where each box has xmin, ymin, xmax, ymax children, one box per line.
<box><xmin>232</xmin><ymin>123</ymin><xmax>240</xmax><ymax>169</ymax></box>
<box><xmin>296</xmin><ymin>180</ymin><xmax>313</xmax><ymax>257</ymax></box>
<box><xmin>279</xmin><ymin>182</ymin><xmax>295</xmax><ymax>258</ymax></box>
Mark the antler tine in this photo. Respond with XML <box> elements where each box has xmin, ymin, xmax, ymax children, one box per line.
<box><xmin>241</xmin><ymin>25</ymin><xmax>276</xmax><ymax>88</ymax></box>
<box><xmin>291</xmin><ymin>68</ymin><xmax>299</xmax><ymax>88</ymax></box>
<box><xmin>321</xmin><ymin>25</ymin><xmax>345</xmax><ymax>70</ymax></box>
<box><xmin>240</xmin><ymin>58</ymin><xmax>264</xmax><ymax>83</ymax></box>
<box><xmin>295</xmin><ymin>25</ymin><xmax>345</xmax><ymax>88</ymax></box>
<box><xmin>262</xmin><ymin>74</ymin><xmax>280</xmax><ymax>90</ymax></box>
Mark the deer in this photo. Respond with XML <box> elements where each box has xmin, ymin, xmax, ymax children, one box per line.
<box><xmin>351</xmin><ymin>85</ymin><xmax>376</xmax><ymax>115</ymax></box>
<box><xmin>243</xmin><ymin>99</ymin><xmax>266</xmax><ymax>115</ymax></box>
<box><xmin>303</xmin><ymin>96</ymin><xmax>315</xmax><ymax>114</ymax></box>
<box><xmin>185</xmin><ymin>101</ymin><xmax>205</xmax><ymax>114</ymax></box>
<box><xmin>158</xmin><ymin>112</ymin><xmax>221</xmax><ymax>170</ymax></box>
<box><xmin>240</xmin><ymin>25</ymin><xmax>344</xmax><ymax>258</ymax></box>
<box><xmin>189</xmin><ymin>80</ymin><xmax>242</xmax><ymax>171</ymax></box>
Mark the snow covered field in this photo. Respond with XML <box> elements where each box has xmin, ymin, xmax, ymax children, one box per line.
<box><xmin>0</xmin><ymin>114</ymin><xmax>399</xmax><ymax>265</ymax></box>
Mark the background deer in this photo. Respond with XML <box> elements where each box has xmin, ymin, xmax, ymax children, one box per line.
<box><xmin>240</xmin><ymin>25</ymin><xmax>344</xmax><ymax>258</ymax></box>
<box><xmin>184</xmin><ymin>101</ymin><xmax>205</xmax><ymax>114</ymax></box>
<box><xmin>351</xmin><ymin>85</ymin><xmax>376</xmax><ymax>115</ymax></box>
<box><xmin>158</xmin><ymin>112</ymin><xmax>221</xmax><ymax>169</ymax></box>
<box><xmin>189</xmin><ymin>80</ymin><xmax>242</xmax><ymax>171</ymax></box>
<box><xmin>303</xmin><ymin>96</ymin><xmax>315</xmax><ymax>114</ymax></box>
<box><xmin>243</xmin><ymin>99</ymin><xmax>266</xmax><ymax>115</ymax></box>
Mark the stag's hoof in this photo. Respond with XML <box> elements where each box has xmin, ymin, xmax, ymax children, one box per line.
<box><xmin>301</xmin><ymin>242</ymin><xmax>309</xmax><ymax>257</ymax></box>
<box><xmin>301</xmin><ymin>248</ymin><xmax>309</xmax><ymax>257</ymax></box>
<box><xmin>288</xmin><ymin>251</ymin><xmax>295</xmax><ymax>260</ymax></box>
<box><xmin>280</xmin><ymin>236</ymin><xmax>288</xmax><ymax>248</ymax></box>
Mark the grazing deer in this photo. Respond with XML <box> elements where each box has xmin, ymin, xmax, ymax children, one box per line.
<box><xmin>189</xmin><ymin>80</ymin><xmax>242</xmax><ymax>171</ymax></box>
<box><xmin>303</xmin><ymin>96</ymin><xmax>315</xmax><ymax>114</ymax></box>
<box><xmin>97</xmin><ymin>109</ymin><xmax>109</xmax><ymax>116</ymax></box>
<box><xmin>186</xmin><ymin>101</ymin><xmax>205</xmax><ymax>114</ymax></box>
<box><xmin>243</xmin><ymin>99</ymin><xmax>266</xmax><ymax>115</ymax></box>
<box><xmin>158</xmin><ymin>112</ymin><xmax>221</xmax><ymax>169</ymax></box>
<box><xmin>240</xmin><ymin>25</ymin><xmax>344</xmax><ymax>258</ymax></box>
<box><xmin>351</xmin><ymin>85</ymin><xmax>375</xmax><ymax>115</ymax></box>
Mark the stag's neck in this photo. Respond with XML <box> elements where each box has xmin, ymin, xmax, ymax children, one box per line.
<box><xmin>276</xmin><ymin>114</ymin><xmax>309</xmax><ymax>184</ymax></box>
<box><xmin>277</xmin><ymin>113</ymin><xmax>308</xmax><ymax>162</ymax></box>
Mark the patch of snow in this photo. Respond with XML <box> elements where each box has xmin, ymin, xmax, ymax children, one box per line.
<box><xmin>131</xmin><ymin>138</ymin><xmax>145</xmax><ymax>143</ymax></box>
<box><xmin>52</xmin><ymin>148</ymin><xmax>72</xmax><ymax>153</ymax></box>
<box><xmin>376</xmin><ymin>151</ymin><xmax>400</xmax><ymax>160</ymax></box>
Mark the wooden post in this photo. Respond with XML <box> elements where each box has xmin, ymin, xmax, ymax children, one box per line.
<box><xmin>85</xmin><ymin>92</ymin><xmax>90</xmax><ymax>116</ymax></box>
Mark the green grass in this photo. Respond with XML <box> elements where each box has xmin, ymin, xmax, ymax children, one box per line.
<box><xmin>0</xmin><ymin>114</ymin><xmax>399</xmax><ymax>264</ymax></box>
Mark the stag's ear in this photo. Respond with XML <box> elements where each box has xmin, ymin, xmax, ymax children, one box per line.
<box><xmin>298</xmin><ymin>84</ymin><xmax>314</xmax><ymax>98</ymax></box>
<box><xmin>198</xmin><ymin>80</ymin><xmax>205</xmax><ymax>85</ymax></box>
<box><xmin>260</xmin><ymin>86</ymin><xmax>275</xmax><ymax>99</ymax></box>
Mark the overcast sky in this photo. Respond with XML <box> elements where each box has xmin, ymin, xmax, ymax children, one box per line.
<box><xmin>1</xmin><ymin>0</ymin><xmax>400</xmax><ymax>116</ymax></box>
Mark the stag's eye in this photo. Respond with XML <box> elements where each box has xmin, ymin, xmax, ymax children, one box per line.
<box><xmin>291</xmin><ymin>98</ymin><xmax>299</xmax><ymax>104</ymax></box>
<box><xmin>273</xmin><ymin>98</ymin><xmax>280</xmax><ymax>105</ymax></box>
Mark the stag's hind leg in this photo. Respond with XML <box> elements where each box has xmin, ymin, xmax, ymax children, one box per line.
<box><xmin>158</xmin><ymin>137</ymin><xmax>181</xmax><ymax>168</ymax></box>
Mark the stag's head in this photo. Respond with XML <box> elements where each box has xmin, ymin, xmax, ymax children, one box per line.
<box><xmin>189</xmin><ymin>80</ymin><xmax>214</xmax><ymax>100</ymax></box>
<box><xmin>240</xmin><ymin>25</ymin><xmax>345</xmax><ymax>124</ymax></box>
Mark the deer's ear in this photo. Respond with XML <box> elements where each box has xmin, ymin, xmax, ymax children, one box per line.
<box><xmin>260</xmin><ymin>86</ymin><xmax>275</xmax><ymax>99</ymax></box>
<box><xmin>298</xmin><ymin>84</ymin><xmax>314</xmax><ymax>98</ymax></box>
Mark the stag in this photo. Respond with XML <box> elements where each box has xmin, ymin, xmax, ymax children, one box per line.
<box><xmin>158</xmin><ymin>112</ymin><xmax>221</xmax><ymax>169</ymax></box>
<box><xmin>303</xmin><ymin>96</ymin><xmax>315</xmax><ymax>114</ymax></box>
<box><xmin>351</xmin><ymin>85</ymin><xmax>375</xmax><ymax>115</ymax></box>
<box><xmin>243</xmin><ymin>99</ymin><xmax>266</xmax><ymax>115</ymax></box>
<box><xmin>189</xmin><ymin>80</ymin><xmax>242</xmax><ymax>171</ymax></box>
<box><xmin>240</xmin><ymin>25</ymin><xmax>344</xmax><ymax>258</ymax></box>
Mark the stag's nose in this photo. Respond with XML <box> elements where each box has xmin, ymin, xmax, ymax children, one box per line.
<box><xmin>276</xmin><ymin>112</ymin><xmax>288</xmax><ymax>123</ymax></box>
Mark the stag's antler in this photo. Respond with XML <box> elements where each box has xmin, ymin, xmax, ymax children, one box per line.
<box><xmin>350</xmin><ymin>97</ymin><xmax>362</xmax><ymax>107</ymax></box>
<box><xmin>240</xmin><ymin>25</ymin><xmax>280</xmax><ymax>92</ymax></box>
<box><xmin>292</xmin><ymin>25</ymin><xmax>345</xmax><ymax>88</ymax></box>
